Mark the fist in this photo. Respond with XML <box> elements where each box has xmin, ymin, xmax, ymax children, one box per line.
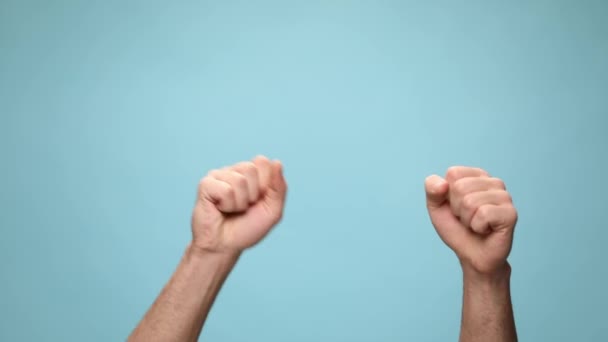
<box><xmin>191</xmin><ymin>155</ymin><xmax>288</xmax><ymax>254</ymax></box>
<box><xmin>425</xmin><ymin>166</ymin><xmax>517</xmax><ymax>274</ymax></box>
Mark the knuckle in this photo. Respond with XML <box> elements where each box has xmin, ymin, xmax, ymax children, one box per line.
<box><xmin>244</xmin><ymin>164</ymin><xmax>259</xmax><ymax>179</ymax></box>
<box><xmin>446</xmin><ymin>166</ymin><xmax>461</xmax><ymax>179</ymax></box>
<box><xmin>242</xmin><ymin>161</ymin><xmax>257</xmax><ymax>172</ymax></box>
<box><xmin>198</xmin><ymin>176</ymin><xmax>213</xmax><ymax>191</ymax></box>
<box><xmin>476</xmin><ymin>205</ymin><xmax>490</xmax><ymax>221</ymax></box>
<box><xmin>477</xmin><ymin>168</ymin><xmax>490</xmax><ymax>177</ymax></box>
<box><xmin>452</xmin><ymin>179</ymin><xmax>468</xmax><ymax>195</ymax></box>
<box><xmin>495</xmin><ymin>190</ymin><xmax>512</xmax><ymax>204</ymax></box>
<box><xmin>207</xmin><ymin>169</ymin><xmax>221</xmax><ymax>178</ymax></box>
<box><xmin>221</xmin><ymin>183</ymin><xmax>235</xmax><ymax>198</ymax></box>
<box><xmin>253</xmin><ymin>155</ymin><xmax>270</xmax><ymax>163</ymax></box>
<box><xmin>461</xmin><ymin>193</ymin><xmax>477</xmax><ymax>210</ymax></box>
<box><xmin>236</xmin><ymin>161</ymin><xmax>256</xmax><ymax>174</ymax></box>
<box><xmin>492</xmin><ymin>177</ymin><xmax>506</xmax><ymax>189</ymax></box>
<box><xmin>234</xmin><ymin>173</ymin><xmax>248</xmax><ymax>188</ymax></box>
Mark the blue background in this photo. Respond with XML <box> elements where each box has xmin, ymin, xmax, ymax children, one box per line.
<box><xmin>1</xmin><ymin>1</ymin><xmax>607</xmax><ymax>341</ymax></box>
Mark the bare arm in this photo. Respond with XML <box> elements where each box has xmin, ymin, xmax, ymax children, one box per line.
<box><xmin>128</xmin><ymin>247</ymin><xmax>239</xmax><ymax>342</ymax></box>
<box><xmin>425</xmin><ymin>166</ymin><xmax>518</xmax><ymax>342</ymax></box>
<box><xmin>128</xmin><ymin>156</ymin><xmax>287</xmax><ymax>342</ymax></box>
<box><xmin>460</xmin><ymin>263</ymin><xmax>516</xmax><ymax>342</ymax></box>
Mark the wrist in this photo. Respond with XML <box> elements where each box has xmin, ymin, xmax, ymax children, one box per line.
<box><xmin>461</xmin><ymin>261</ymin><xmax>511</xmax><ymax>289</ymax></box>
<box><xmin>186</xmin><ymin>243</ymin><xmax>241</xmax><ymax>269</ymax></box>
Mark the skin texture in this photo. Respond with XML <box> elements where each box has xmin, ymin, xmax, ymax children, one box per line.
<box><xmin>128</xmin><ymin>161</ymin><xmax>518</xmax><ymax>341</ymax></box>
<box><xmin>425</xmin><ymin>166</ymin><xmax>518</xmax><ymax>342</ymax></box>
<box><xmin>128</xmin><ymin>155</ymin><xmax>287</xmax><ymax>342</ymax></box>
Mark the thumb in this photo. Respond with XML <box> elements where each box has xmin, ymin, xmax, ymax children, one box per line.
<box><xmin>266</xmin><ymin>160</ymin><xmax>287</xmax><ymax>205</ymax></box>
<box><xmin>424</xmin><ymin>174</ymin><xmax>471</xmax><ymax>254</ymax></box>
<box><xmin>425</xmin><ymin>175</ymin><xmax>449</xmax><ymax>211</ymax></box>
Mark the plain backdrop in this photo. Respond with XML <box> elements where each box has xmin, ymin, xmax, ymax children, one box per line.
<box><xmin>1</xmin><ymin>1</ymin><xmax>607</xmax><ymax>341</ymax></box>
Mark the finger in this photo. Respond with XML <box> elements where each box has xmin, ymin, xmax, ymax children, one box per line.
<box><xmin>252</xmin><ymin>155</ymin><xmax>272</xmax><ymax>194</ymax></box>
<box><xmin>445</xmin><ymin>166</ymin><xmax>490</xmax><ymax>183</ymax></box>
<box><xmin>449</xmin><ymin>177</ymin><xmax>507</xmax><ymax>217</ymax></box>
<box><xmin>426</xmin><ymin>200</ymin><xmax>476</xmax><ymax>255</ymax></box>
<box><xmin>253</xmin><ymin>160</ymin><xmax>287</xmax><ymax>225</ymax></box>
<box><xmin>231</xmin><ymin>161</ymin><xmax>260</xmax><ymax>203</ymax></box>
<box><xmin>209</xmin><ymin>170</ymin><xmax>250</xmax><ymax>211</ymax></box>
<box><xmin>425</xmin><ymin>175</ymin><xmax>449</xmax><ymax>211</ymax></box>
<box><xmin>470</xmin><ymin>204</ymin><xmax>518</xmax><ymax>235</ymax></box>
<box><xmin>459</xmin><ymin>190</ymin><xmax>513</xmax><ymax>228</ymax></box>
<box><xmin>267</xmin><ymin>160</ymin><xmax>287</xmax><ymax>202</ymax></box>
<box><xmin>198</xmin><ymin>176</ymin><xmax>236</xmax><ymax>212</ymax></box>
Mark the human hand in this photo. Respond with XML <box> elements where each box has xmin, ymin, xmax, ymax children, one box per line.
<box><xmin>191</xmin><ymin>155</ymin><xmax>287</xmax><ymax>254</ymax></box>
<box><xmin>425</xmin><ymin>167</ymin><xmax>517</xmax><ymax>274</ymax></box>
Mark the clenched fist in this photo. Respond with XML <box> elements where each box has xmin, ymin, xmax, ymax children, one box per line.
<box><xmin>425</xmin><ymin>166</ymin><xmax>518</xmax><ymax>275</ymax></box>
<box><xmin>191</xmin><ymin>155</ymin><xmax>287</xmax><ymax>254</ymax></box>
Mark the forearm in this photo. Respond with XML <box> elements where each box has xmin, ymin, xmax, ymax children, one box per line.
<box><xmin>128</xmin><ymin>244</ymin><xmax>240</xmax><ymax>342</ymax></box>
<box><xmin>459</xmin><ymin>262</ymin><xmax>517</xmax><ymax>342</ymax></box>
